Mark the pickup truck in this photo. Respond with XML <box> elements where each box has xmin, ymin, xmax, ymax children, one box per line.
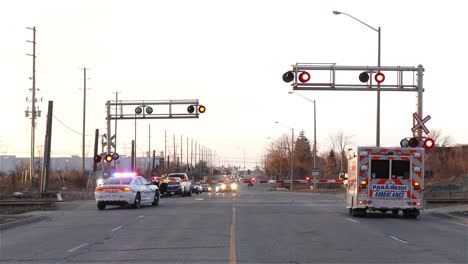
<box><xmin>167</xmin><ymin>173</ymin><xmax>192</xmax><ymax>197</ymax></box>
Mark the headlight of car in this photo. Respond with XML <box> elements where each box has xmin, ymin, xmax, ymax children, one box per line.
<box><xmin>231</xmin><ymin>183</ymin><xmax>237</xmax><ymax>190</ymax></box>
<box><xmin>221</xmin><ymin>184</ymin><xmax>226</xmax><ymax>190</ymax></box>
<box><xmin>97</xmin><ymin>178</ymin><xmax>104</xmax><ymax>186</ymax></box>
<box><xmin>208</xmin><ymin>186</ymin><xmax>212</xmax><ymax>191</ymax></box>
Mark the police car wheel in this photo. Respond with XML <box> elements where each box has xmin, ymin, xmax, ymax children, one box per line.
<box><xmin>132</xmin><ymin>193</ymin><xmax>141</xmax><ymax>209</ymax></box>
<box><xmin>392</xmin><ymin>210</ymin><xmax>399</xmax><ymax>215</ymax></box>
<box><xmin>97</xmin><ymin>203</ymin><xmax>106</xmax><ymax>210</ymax></box>
<box><xmin>152</xmin><ymin>191</ymin><xmax>160</xmax><ymax>206</ymax></box>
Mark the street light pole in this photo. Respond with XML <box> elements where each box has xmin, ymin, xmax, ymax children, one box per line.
<box><xmin>288</xmin><ymin>92</ymin><xmax>316</xmax><ymax>167</ymax></box>
<box><xmin>275</xmin><ymin>121</ymin><xmax>294</xmax><ymax>191</ymax></box>
<box><xmin>333</xmin><ymin>11</ymin><xmax>381</xmax><ymax>146</ymax></box>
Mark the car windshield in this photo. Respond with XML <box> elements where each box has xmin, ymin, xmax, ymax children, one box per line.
<box><xmin>168</xmin><ymin>174</ymin><xmax>186</xmax><ymax>178</ymax></box>
<box><xmin>103</xmin><ymin>177</ymin><xmax>133</xmax><ymax>185</ymax></box>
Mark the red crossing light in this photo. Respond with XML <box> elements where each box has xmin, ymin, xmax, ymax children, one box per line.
<box><xmin>94</xmin><ymin>154</ymin><xmax>102</xmax><ymax>163</ymax></box>
<box><xmin>198</xmin><ymin>105</ymin><xmax>206</xmax><ymax>113</ymax></box>
<box><xmin>423</xmin><ymin>138</ymin><xmax>435</xmax><ymax>150</ymax></box>
<box><xmin>298</xmin><ymin>71</ymin><xmax>310</xmax><ymax>83</ymax></box>
<box><xmin>375</xmin><ymin>72</ymin><xmax>385</xmax><ymax>83</ymax></box>
<box><xmin>105</xmin><ymin>154</ymin><xmax>113</xmax><ymax>162</ymax></box>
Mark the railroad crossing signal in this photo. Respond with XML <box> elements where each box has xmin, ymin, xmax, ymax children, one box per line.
<box><xmin>411</xmin><ymin>112</ymin><xmax>431</xmax><ymax>135</ymax></box>
<box><xmin>400</xmin><ymin>137</ymin><xmax>435</xmax><ymax>150</ymax></box>
<box><xmin>282</xmin><ymin>63</ymin><xmax>423</xmax><ymax>91</ymax></box>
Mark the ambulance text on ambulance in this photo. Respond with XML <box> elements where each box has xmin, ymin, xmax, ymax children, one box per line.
<box><xmin>371</xmin><ymin>184</ymin><xmax>409</xmax><ymax>198</ymax></box>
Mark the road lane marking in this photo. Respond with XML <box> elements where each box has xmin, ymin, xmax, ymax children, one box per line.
<box><xmin>195</xmin><ymin>198</ymin><xmax>204</xmax><ymax>200</ymax></box>
<box><xmin>67</xmin><ymin>243</ymin><xmax>88</xmax><ymax>253</ymax></box>
<box><xmin>346</xmin><ymin>218</ymin><xmax>359</xmax><ymax>223</ymax></box>
<box><xmin>389</xmin><ymin>236</ymin><xmax>409</xmax><ymax>244</ymax></box>
<box><xmin>112</xmin><ymin>226</ymin><xmax>122</xmax><ymax>232</ymax></box>
<box><xmin>229</xmin><ymin>206</ymin><xmax>237</xmax><ymax>264</ymax></box>
<box><xmin>138</xmin><ymin>215</ymin><xmax>144</xmax><ymax>219</ymax></box>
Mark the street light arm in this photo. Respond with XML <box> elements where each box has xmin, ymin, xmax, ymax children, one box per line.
<box><xmin>275</xmin><ymin>121</ymin><xmax>293</xmax><ymax>131</ymax></box>
<box><xmin>289</xmin><ymin>92</ymin><xmax>315</xmax><ymax>104</ymax></box>
<box><xmin>333</xmin><ymin>11</ymin><xmax>378</xmax><ymax>32</ymax></box>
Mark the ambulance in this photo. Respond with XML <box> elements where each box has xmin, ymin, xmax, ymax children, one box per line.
<box><xmin>346</xmin><ymin>147</ymin><xmax>424</xmax><ymax>218</ymax></box>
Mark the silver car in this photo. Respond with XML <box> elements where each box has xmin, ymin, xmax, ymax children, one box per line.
<box><xmin>95</xmin><ymin>173</ymin><xmax>160</xmax><ymax>210</ymax></box>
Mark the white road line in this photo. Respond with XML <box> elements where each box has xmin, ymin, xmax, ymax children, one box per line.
<box><xmin>138</xmin><ymin>215</ymin><xmax>144</xmax><ymax>219</ymax></box>
<box><xmin>195</xmin><ymin>198</ymin><xmax>204</xmax><ymax>200</ymax></box>
<box><xmin>67</xmin><ymin>243</ymin><xmax>88</xmax><ymax>253</ymax></box>
<box><xmin>112</xmin><ymin>226</ymin><xmax>122</xmax><ymax>232</ymax></box>
<box><xmin>346</xmin><ymin>218</ymin><xmax>359</xmax><ymax>223</ymax></box>
<box><xmin>389</xmin><ymin>236</ymin><xmax>409</xmax><ymax>244</ymax></box>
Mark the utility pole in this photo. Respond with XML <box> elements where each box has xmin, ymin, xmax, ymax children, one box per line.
<box><xmin>191</xmin><ymin>138</ymin><xmax>193</xmax><ymax>170</ymax></box>
<box><xmin>26</xmin><ymin>26</ymin><xmax>40</xmax><ymax>186</ymax></box>
<box><xmin>113</xmin><ymin>91</ymin><xmax>121</xmax><ymax>168</ymax></box>
<box><xmin>164</xmin><ymin>130</ymin><xmax>167</xmax><ymax>169</ymax></box>
<box><xmin>180</xmin><ymin>135</ymin><xmax>183</xmax><ymax>170</ymax></box>
<box><xmin>148</xmin><ymin>124</ymin><xmax>151</xmax><ymax>174</ymax></box>
<box><xmin>186</xmin><ymin>137</ymin><xmax>189</xmax><ymax>171</ymax></box>
<box><xmin>173</xmin><ymin>134</ymin><xmax>176</xmax><ymax>170</ymax></box>
<box><xmin>82</xmin><ymin>67</ymin><xmax>87</xmax><ymax>180</ymax></box>
<box><xmin>134</xmin><ymin>114</ymin><xmax>137</xmax><ymax>170</ymax></box>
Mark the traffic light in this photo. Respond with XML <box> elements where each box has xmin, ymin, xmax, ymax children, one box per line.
<box><xmin>409</xmin><ymin>137</ymin><xmax>419</xmax><ymax>148</ymax></box>
<box><xmin>282</xmin><ymin>71</ymin><xmax>294</xmax><ymax>83</ymax></box>
<box><xmin>135</xmin><ymin>106</ymin><xmax>143</xmax><ymax>114</ymax></box>
<box><xmin>198</xmin><ymin>105</ymin><xmax>206</xmax><ymax>113</ymax></box>
<box><xmin>400</xmin><ymin>137</ymin><xmax>435</xmax><ymax>150</ymax></box>
<box><xmin>145</xmin><ymin>106</ymin><xmax>153</xmax><ymax>114</ymax></box>
<box><xmin>359</xmin><ymin>72</ymin><xmax>370</xmax><ymax>83</ymax></box>
<box><xmin>375</xmin><ymin>72</ymin><xmax>385</xmax><ymax>83</ymax></box>
<box><xmin>298</xmin><ymin>71</ymin><xmax>310</xmax><ymax>83</ymax></box>
<box><xmin>423</xmin><ymin>138</ymin><xmax>435</xmax><ymax>150</ymax></box>
<box><xmin>105</xmin><ymin>154</ymin><xmax>113</xmax><ymax>162</ymax></box>
<box><xmin>187</xmin><ymin>105</ymin><xmax>206</xmax><ymax>114</ymax></box>
<box><xmin>94</xmin><ymin>154</ymin><xmax>102</xmax><ymax>163</ymax></box>
<box><xmin>187</xmin><ymin>105</ymin><xmax>195</xmax><ymax>113</ymax></box>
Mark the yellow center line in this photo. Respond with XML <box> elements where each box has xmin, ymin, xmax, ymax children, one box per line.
<box><xmin>229</xmin><ymin>204</ymin><xmax>237</xmax><ymax>264</ymax></box>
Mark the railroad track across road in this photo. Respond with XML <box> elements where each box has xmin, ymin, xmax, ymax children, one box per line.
<box><xmin>0</xmin><ymin>199</ymin><xmax>62</xmax><ymax>206</ymax></box>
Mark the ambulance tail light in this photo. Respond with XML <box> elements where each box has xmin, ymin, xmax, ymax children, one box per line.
<box><xmin>358</xmin><ymin>200</ymin><xmax>364</xmax><ymax>205</ymax></box>
<box><xmin>416</xmin><ymin>201</ymin><xmax>422</xmax><ymax>206</ymax></box>
<box><xmin>360</xmin><ymin>179</ymin><xmax>368</xmax><ymax>189</ymax></box>
<box><xmin>413</xmin><ymin>181</ymin><xmax>421</xmax><ymax>190</ymax></box>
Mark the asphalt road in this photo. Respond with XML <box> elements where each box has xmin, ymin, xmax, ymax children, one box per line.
<box><xmin>0</xmin><ymin>184</ymin><xmax>466</xmax><ymax>263</ymax></box>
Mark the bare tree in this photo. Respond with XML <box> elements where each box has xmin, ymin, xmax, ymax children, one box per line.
<box><xmin>329</xmin><ymin>130</ymin><xmax>353</xmax><ymax>173</ymax></box>
<box><xmin>265</xmin><ymin>134</ymin><xmax>292</xmax><ymax>180</ymax></box>
<box><xmin>429</xmin><ymin>129</ymin><xmax>453</xmax><ymax>147</ymax></box>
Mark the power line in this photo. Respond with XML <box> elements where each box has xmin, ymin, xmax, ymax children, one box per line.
<box><xmin>53</xmin><ymin>115</ymin><xmax>93</xmax><ymax>136</ymax></box>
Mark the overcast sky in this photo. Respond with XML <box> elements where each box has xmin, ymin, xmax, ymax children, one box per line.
<box><xmin>1</xmin><ymin>0</ymin><xmax>467</xmax><ymax>168</ymax></box>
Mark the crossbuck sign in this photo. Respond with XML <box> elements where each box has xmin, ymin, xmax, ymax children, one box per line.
<box><xmin>411</xmin><ymin>112</ymin><xmax>431</xmax><ymax>135</ymax></box>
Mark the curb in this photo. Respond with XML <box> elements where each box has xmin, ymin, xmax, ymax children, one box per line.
<box><xmin>0</xmin><ymin>215</ymin><xmax>49</xmax><ymax>231</ymax></box>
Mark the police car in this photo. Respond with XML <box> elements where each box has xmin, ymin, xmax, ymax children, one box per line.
<box><xmin>95</xmin><ymin>172</ymin><xmax>160</xmax><ymax>210</ymax></box>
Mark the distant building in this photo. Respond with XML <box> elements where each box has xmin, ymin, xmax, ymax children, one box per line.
<box><xmin>0</xmin><ymin>155</ymin><xmax>163</xmax><ymax>173</ymax></box>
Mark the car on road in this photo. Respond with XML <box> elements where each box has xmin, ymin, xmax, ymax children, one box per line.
<box><xmin>215</xmin><ymin>182</ymin><xmax>238</xmax><ymax>193</ymax></box>
<box><xmin>166</xmin><ymin>180</ymin><xmax>184</xmax><ymax>197</ymax></box>
<box><xmin>191</xmin><ymin>182</ymin><xmax>203</xmax><ymax>194</ymax></box>
<box><xmin>167</xmin><ymin>173</ymin><xmax>192</xmax><ymax>197</ymax></box>
<box><xmin>95</xmin><ymin>172</ymin><xmax>159</xmax><ymax>210</ymax></box>
<box><xmin>201</xmin><ymin>184</ymin><xmax>210</xmax><ymax>192</ymax></box>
